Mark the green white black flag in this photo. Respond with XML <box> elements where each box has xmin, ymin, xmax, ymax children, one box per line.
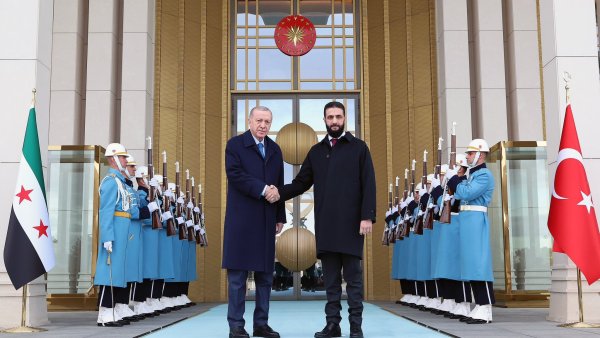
<box><xmin>4</xmin><ymin>107</ymin><xmax>55</xmax><ymax>289</ymax></box>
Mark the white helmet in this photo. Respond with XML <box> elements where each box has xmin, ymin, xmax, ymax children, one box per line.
<box><xmin>440</xmin><ymin>164</ymin><xmax>449</xmax><ymax>174</ymax></box>
<box><xmin>455</xmin><ymin>153</ymin><xmax>468</xmax><ymax>168</ymax></box>
<box><xmin>466</xmin><ymin>139</ymin><xmax>490</xmax><ymax>153</ymax></box>
<box><xmin>105</xmin><ymin>143</ymin><xmax>129</xmax><ymax>157</ymax></box>
<box><xmin>153</xmin><ymin>174</ymin><xmax>163</xmax><ymax>182</ymax></box>
<box><xmin>126</xmin><ymin>155</ymin><xmax>136</xmax><ymax>166</ymax></box>
<box><xmin>426</xmin><ymin>174</ymin><xmax>434</xmax><ymax>183</ymax></box>
<box><xmin>168</xmin><ymin>182</ymin><xmax>176</xmax><ymax>191</ymax></box>
<box><xmin>135</xmin><ymin>165</ymin><xmax>148</xmax><ymax>179</ymax></box>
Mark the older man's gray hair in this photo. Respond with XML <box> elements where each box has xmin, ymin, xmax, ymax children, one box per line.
<box><xmin>249</xmin><ymin>106</ymin><xmax>272</xmax><ymax>118</ymax></box>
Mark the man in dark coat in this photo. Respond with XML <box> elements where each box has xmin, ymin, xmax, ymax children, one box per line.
<box><xmin>222</xmin><ymin>106</ymin><xmax>286</xmax><ymax>338</ymax></box>
<box><xmin>277</xmin><ymin>101</ymin><xmax>376</xmax><ymax>338</ymax></box>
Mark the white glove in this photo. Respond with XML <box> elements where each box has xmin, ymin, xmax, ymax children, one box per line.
<box><xmin>162</xmin><ymin>210</ymin><xmax>173</xmax><ymax>220</ymax></box>
<box><xmin>177</xmin><ymin>197</ymin><xmax>185</xmax><ymax>204</ymax></box>
<box><xmin>201</xmin><ymin>213</ymin><xmax>205</xmax><ymax>220</ymax></box>
<box><xmin>147</xmin><ymin>201</ymin><xmax>159</xmax><ymax>213</ymax></box>
<box><xmin>431</xmin><ymin>177</ymin><xmax>440</xmax><ymax>189</ymax></box>
<box><xmin>386</xmin><ymin>210</ymin><xmax>391</xmax><ymax>217</ymax></box>
<box><xmin>392</xmin><ymin>206</ymin><xmax>398</xmax><ymax>213</ymax></box>
<box><xmin>176</xmin><ymin>217</ymin><xmax>185</xmax><ymax>224</ymax></box>
<box><xmin>149</xmin><ymin>178</ymin><xmax>160</xmax><ymax>187</ymax></box>
<box><xmin>194</xmin><ymin>224</ymin><xmax>201</xmax><ymax>231</ymax></box>
<box><xmin>400</xmin><ymin>201</ymin><xmax>407</xmax><ymax>209</ymax></box>
<box><xmin>200</xmin><ymin>228</ymin><xmax>206</xmax><ymax>235</ymax></box>
<box><xmin>418</xmin><ymin>210</ymin><xmax>424</xmax><ymax>217</ymax></box>
<box><xmin>444</xmin><ymin>194</ymin><xmax>453</xmax><ymax>202</ymax></box>
<box><xmin>404</xmin><ymin>196</ymin><xmax>414</xmax><ymax>205</ymax></box>
<box><xmin>187</xmin><ymin>201</ymin><xmax>194</xmax><ymax>209</ymax></box>
<box><xmin>103</xmin><ymin>241</ymin><xmax>113</xmax><ymax>253</ymax></box>
<box><xmin>419</xmin><ymin>188</ymin><xmax>427</xmax><ymax>196</ymax></box>
<box><xmin>427</xmin><ymin>202</ymin><xmax>434</xmax><ymax>209</ymax></box>
<box><xmin>193</xmin><ymin>207</ymin><xmax>200</xmax><ymax>213</ymax></box>
<box><xmin>186</xmin><ymin>220</ymin><xmax>194</xmax><ymax>227</ymax></box>
<box><xmin>445</xmin><ymin>169</ymin><xmax>457</xmax><ymax>181</ymax></box>
<box><xmin>163</xmin><ymin>189</ymin><xmax>174</xmax><ymax>198</ymax></box>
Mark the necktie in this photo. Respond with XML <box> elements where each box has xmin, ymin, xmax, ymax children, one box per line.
<box><xmin>331</xmin><ymin>138</ymin><xmax>338</xmax><ymax>147</ymax></box>
<box><xmin>258</xmin><ymin>142</ymin><xmax>265</xmax><ymax>158</ymax></box>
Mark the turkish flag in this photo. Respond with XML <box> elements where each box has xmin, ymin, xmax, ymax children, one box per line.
<box><xmin>548</xmin><ymin>104</ymin><xmax>600</xmax><ymax>285</ymax></box>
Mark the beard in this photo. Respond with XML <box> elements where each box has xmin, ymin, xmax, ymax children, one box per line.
<box><xmin>326</xmin><ymin>123</ymin><xmax>345</xmax><ymax>138</ymax></box>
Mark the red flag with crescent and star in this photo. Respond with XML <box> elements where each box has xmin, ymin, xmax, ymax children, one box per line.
<box><xmin>548</xmin><ymin>104</ymin><xmax>600</xmax><ymax>285</ymax></box>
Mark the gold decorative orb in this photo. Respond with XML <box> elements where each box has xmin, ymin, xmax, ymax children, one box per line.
<box><xmin>275</xmin><ymin>227</ymin><xmax>317</xmax><ymax>272</ymax></box>
<box><xmin>276</xmin><ymin>122</ymin><xmax>317</xmax><ymax>165</ymax></box>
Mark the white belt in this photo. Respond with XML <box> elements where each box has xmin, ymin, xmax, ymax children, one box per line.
<box><xmin>460</xmin><ymin>205</ymin><xmax>487</xmax><ymax>212</ymax></box>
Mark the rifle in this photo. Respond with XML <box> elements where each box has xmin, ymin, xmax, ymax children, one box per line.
<box><xmin>147</xmin><ymin>137</ymin><xmax>163</xmax><ymax>230</ymax></box>
<box><xmin>413</xmin><ymin>151</ymin><xmax>428</xmax><ymax>235</ymax></box>
<box><xmin>424</xmin><ymin>138</ymin><xmax>443</xmax><ymax>230</ymax></box>
<box><xmin>175</xmin><ymin>163</ymin><xmax>187</xmax><ymax>240</ymax></box>
<box><xmin>388</xmin><ymin>177</ymin><xmax>400</xmax><ymax>243</ymax></box>
<box><xmin>197</xmin><ymin>185</ymin><xmax>208</xmax><ymax>246</ymax></box>
<box><xmin>440</xmin><ymin>123</ymin><xmax>456</xmax><ymax>224</ymax></box>
<box><xmin>187</xmin><ymin>174</ymin><xmax>197</xmax><ymax>242</ymax></box>
<box><xmin>163</xmin><ymin>151</ymin><xmax>177</xmax><ymax>236</ymax></box>
<box><xmin>395</xmin><ymin>169</ymin><xmax>409</xmax><ymax>240</ymax></box>
<box><xmin>381</xmin><ymin>184</ymin><xmax>392</xmax><ymax>246</ymax></box>
<box><xmin>403</xmin><ymin>160</ymin><xmax>417</xmax><ymax>237</ymax></box>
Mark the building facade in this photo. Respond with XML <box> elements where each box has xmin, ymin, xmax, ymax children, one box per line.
<box><xmin>1</xmin><ymin>0</ymin><xmax>600</xmax><ymax>328</ymax></box>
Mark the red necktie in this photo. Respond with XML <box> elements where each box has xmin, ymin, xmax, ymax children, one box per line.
<box><xmin>331</xmin><ymin>138</ymin><xmax>338</xmax><ymax>147</ymax></box>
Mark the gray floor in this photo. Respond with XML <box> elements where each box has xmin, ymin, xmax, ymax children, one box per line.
<box><xmin>375</xmin><ymin>301</ymin><xmax>600</xmax><ymax>337</ymax></box>
<box><xmin>2</xmin><ymin>302</ymin><xmax>600</xmax><ymax>337</ymax></box>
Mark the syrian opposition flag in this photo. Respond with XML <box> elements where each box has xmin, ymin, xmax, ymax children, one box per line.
<box><xmin>548</xmin><ymin>104</ymin><xmax>600</xmax><ymax>285</ymax></box>
<box><xmin>4</xmin><ymin>106</ymin><xmax>55</xmax><ymax>289</ymax></box>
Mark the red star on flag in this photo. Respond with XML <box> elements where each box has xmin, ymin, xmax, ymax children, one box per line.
<box><xmin>15</xmin><ymin>185</ymin><xmax>33</xmax><ymax>204</ymax></box>
<box><xmin>33</xmin><ymin>220</ymin><xmax>49</xmax><ymax>238</ymax></box>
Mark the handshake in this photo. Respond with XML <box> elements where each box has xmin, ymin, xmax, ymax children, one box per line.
<box><xmin>265</xmin><ymin>185</ymin><xmax>280</xmax><ymax>203</ymax></box>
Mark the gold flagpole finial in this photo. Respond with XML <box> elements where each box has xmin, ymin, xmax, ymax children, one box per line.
<box><xmin>562</xmin><ymin>72</ymin><xmax>572</xmax><ymax>104</ymax></box>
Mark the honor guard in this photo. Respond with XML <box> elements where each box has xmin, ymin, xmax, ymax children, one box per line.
<box><xmin>447</xmin><ymin>139</ymin><xmax>495</xmax><ymax>324</ymax></box>
<box><xmin>95</xmin><ymin>143</ymin><xmax>132</xmax><ymax>327</ymax></box>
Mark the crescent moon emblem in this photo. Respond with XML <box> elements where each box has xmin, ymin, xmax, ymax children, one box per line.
<box><xmin>552</xmin><ymin>148</ymin><xmax>584</xmax><ymax>200</ymax></box>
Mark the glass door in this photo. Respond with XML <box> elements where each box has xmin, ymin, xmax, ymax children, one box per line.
<box><xmin>232</xmin><ymin>94</ymin><xmax>359</xmax><ymax>300</ymax></box>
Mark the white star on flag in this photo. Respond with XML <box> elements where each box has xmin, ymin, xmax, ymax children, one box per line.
<box><xmin>577</xmin><ymin>191</ymin><xmax>594</xmax><ymax>214</ymax></box>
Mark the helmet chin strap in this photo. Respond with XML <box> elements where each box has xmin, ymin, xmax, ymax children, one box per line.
<box><xmin>113</xmin><ymin>155</ymin><xmax>130</xmax><ymax>178</ymax></box>
<box><xmin>468</xmin><ymin>152</ymin><xmax>481</xmax><ymax>168</ymax></box>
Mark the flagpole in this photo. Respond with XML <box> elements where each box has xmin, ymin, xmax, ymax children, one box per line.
<box><xmin>556</xmin><ymin>73</ymin><xmax>600</xmax><ymax>329</ymax></box>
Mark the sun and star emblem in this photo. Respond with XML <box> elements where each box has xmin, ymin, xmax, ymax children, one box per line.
<box><xmin>274</xmin><ymin>15</ymin><xmax>316</xmax><ymax>56</ymax></box>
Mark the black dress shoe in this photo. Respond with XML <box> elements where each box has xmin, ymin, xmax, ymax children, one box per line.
<box><xmin>229</xmin><ymin>327</ymin><xmax>250</xmax><ymax>338</ymax></box>
<box><xmin>459</xmin><ymin>316</ymin><xmax>472</xmax><ymax>322</ymax></box>
<box><xmin>97</xmin><ymin>321</ymin><xmax>123</xmax><ymax>327</ymax></box>
<box><xmin>314</xmin><ymin>323</ymin><xmax>341</xmax><ymax>338</ymax></box>
<box><xmin>350</xmin><ymin>325</ymin><xmax>364</xmax><ymax>338</ymax></box>
<box><xmin>466</xmin><ymin>318</ymin><xmax>491</xmax><ymax>324</ymax></box>
<box><xmin>253</xmin><ymin>325</ymin><xmax>280</xmax><ymax>337</ymax></box>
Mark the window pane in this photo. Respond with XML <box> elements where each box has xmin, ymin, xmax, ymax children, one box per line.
<box><xmin>300</xmin><ymin>0</ymin><xmax>332</xmax><ymax>26</ymax></box>
<box><xmin>345</xmin><ymin>48</ymin><xmax>354</xmax><ymax>79</ymax></box>
<box><xmin>236</xmin><ymin>82</ymin><xmax>245</xmax><ymax>90</ymax></box>
<box><xmin>259</xmin><ymin>82</ymin><xmax>292</xmax><ymax>90</ymax></box>
<box><xmin>248</xmin><ymin>1</ymin><xmax>257</xmax><ymax>25</ymax></box>
<box><xmin>333</xmin><ymin>0</ymin><xmax>343</xmax><ymax>25</ymax></box>
<box><xmin>345</xmin><ymin>37</ymin><xmax>353</xmax><ymax>46</ymax></box>
<box><xmin>248</xmin><ymin>49</ymin><xmax>256</xmax><ymax>79</ymax></box>
<box><xmin>345</xmin><ymin>99</ymin><xmax>356</xmax><ymax>131</ymax></box>
<box><xmin>334</xmin><ymin>38</ymin><xmax>343</xmax><ymax>46</ymax></box>
<box><xmin>237</xmin><ymin>100</ymin><xmax>247</xmax><ymax>133</ymax></box>
<box><xmin>299</xmin><ymin>82</ymin><xmax>333</xmax><ymax>90</ymax></box>
<box><xmin>256</xmin><ymin>99</ymin><xmax>293</xmax><ymax>131</ymax></box>
<box><xmin>259</xmin><ymin>27</ymin><xmax>276</xmax><ymax>36</ymax></box>
<box><xmin>334</xmin><ymin>48</ymin><xmax>343</xmax><ymax>79</ymax></box>
<box><xmin>258</xmin><ymin>0</ymin><xmax>289</xmax><ymax>26</ymax></box>
<box><xmin>259</xmin><ymin>38</ymin><xmax>276</xmax><ymax>47</ymax></box>
<box><xmin>248</xmin><ymin>39</ymin><xmax>257</xmax><ymax>47</ymax></box>
<box><xmin>237</xmin><ymin>0</ymin><xmax>246</xmax><ymax>25</ymax></box>
<box><xmin>248</xmin><ymin>82</ymin><xmax>257</xmax><ymax>90</ymax></box>
<box><xmin>315</xmin><ymin>37</ymin><xmax>331</xmax><ymax>47</ymax></box>
<box><xmin>258</xmin><ymin>49</ymin><xmax>291</xmax><ymax>80</ymax></box>
<box><xmin>237</xmin><ymin>38</ymin><xmax>245</xmax><ymax>47</ymax></box>
<box><xmin>300</xmin><ymin>48</ymin><xmax>332</xmax><ymax>79</ymax></box>
<box><xmin>346</xmin><ymin>81</ymin><xmax>355</xmax><ymax>90</ymax></box>
<box><xmin>345</xmin><ymin>27</ymin><xmax>354</xmax><ymax>36</ymax></box>
<box><xmin>316</xmin><ymin>27</ymin><xmax>332</xmax><ymax>36</ymax></box>
<box><xmin>237</xmin><ymin>49</ymin><xmax>246</xmax><ymax>80</ymax></box>
<box><xmin>237</xmin><ymin>28</ymin><xmax>245</xmax><ymax>36</ymax></box>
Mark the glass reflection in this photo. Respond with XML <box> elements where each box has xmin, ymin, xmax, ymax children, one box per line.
<box><xmin>300</xmin><ymin>48</ymin><xmax>333</xmax><ymax>79</ymax></box>
<box><xmin>259</xmin><ymin>49</ymin><xmax>292</xmax><ymax>80</ymax></box>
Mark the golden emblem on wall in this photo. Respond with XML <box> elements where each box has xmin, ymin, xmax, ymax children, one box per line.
<box><xmin>274</xmin><ymin>15</ymin><xmax>316</xmax><ymax>56</ymax></box>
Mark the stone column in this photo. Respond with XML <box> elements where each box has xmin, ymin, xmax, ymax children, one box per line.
<box><xmin>436</xmin><ymin>0</ymin><xmax>473</xmax><ymax>153</ymax></box>
<box><xmin>120</xmin><ymin>0</ymin><xmax>155</xmax><ymax>162</ymax></box>
<box><xmin>541</xmin><ymin>0</ymin><xmax>600</xmax><ymax>324</ymax></box>
<box><xmin>84</xmin><ymin>0</ymin><xmax>120</xmax><ymax>145</ymax></box>
<box><xmin>0</xmin><ymin>0</ymin><xmax>53</xmax><ymax>328</ymax></box>
<box><xmin>504</xmin><ymin>0</ymin><xmax>544</xmax><ymax>141</ymax></box>
<box><xmin>49</xmin><ymin>0</ymin><xmax>88</xmax><ymax>145</ymax></box>
<box><xmin>470</xmin><ymin>0</ymin><xmax>508</xmax><ymax>144</ymax></box>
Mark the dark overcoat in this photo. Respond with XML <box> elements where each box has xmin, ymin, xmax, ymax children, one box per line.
<box><xmin>279</xmin><ymin>132</ymin><xmax>376</xmax><ymax>258</ymax></box>
<box><xmin>222</xmin><ymin>130</ymin><xmax>286</xmax><ymax>273</ymax></box>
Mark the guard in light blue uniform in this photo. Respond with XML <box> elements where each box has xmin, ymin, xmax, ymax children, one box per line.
<box><xmin>95</xmin><ymin>143</ymin><xmax>132</xmax><ymax>327</ymax></box>
<box><xmin>448</xmin><ymin>138</ymin><xmax>495</xmax><ymax>324</ymax></box>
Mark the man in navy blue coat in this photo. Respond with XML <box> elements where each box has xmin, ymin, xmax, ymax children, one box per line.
<box><xmin>222</xmin><ymin>106</ymin><xmax>286</xmax><ymax>338</ymax></box>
